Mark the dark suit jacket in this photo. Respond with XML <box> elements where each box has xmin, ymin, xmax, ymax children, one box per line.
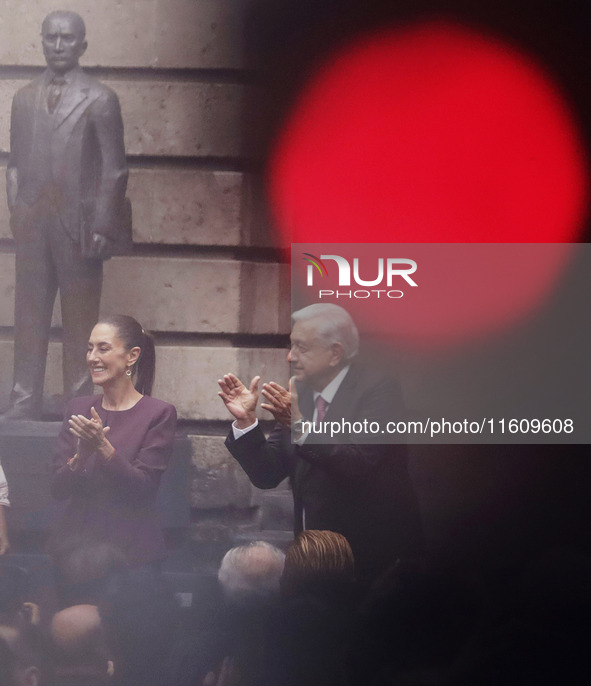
<box><xmin>226</xmin><ymin>363</ymin><xmax>423</xmax><ymax>580</ymax></box>
<box><xmin>7</xmin><ymin>67</ymin><xmax>128</xmax><ymax>245</ymax></box>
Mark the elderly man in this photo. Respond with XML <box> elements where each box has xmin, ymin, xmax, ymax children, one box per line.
<box><xmin>50</xmin><ymin>605</ymin><xmax>113</xmax><ymax>684</ymax></box>
<box><xmin>3</xmin><ymin>10</ymin><xmax>129</xmax><ymax>419</ymax></box>
<box><xmin>218</xmin><ymin>541</ymin><xmax>286</xmax><ymax>604</ymax></box>
<box><xmin>219</xmin><ymin>304</ymin><xmax>423</xmax><ymax>583</ymax></box>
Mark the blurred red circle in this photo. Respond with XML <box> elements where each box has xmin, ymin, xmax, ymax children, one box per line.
<box><xmin>269</xmin><ymin>21</ymin><xmax>588</xmax><ymax>244</ymax></box>
<box><xmin>270</xmin><ymin>21</ymin><xmax>588</xmax><ymax>346</ymax></box>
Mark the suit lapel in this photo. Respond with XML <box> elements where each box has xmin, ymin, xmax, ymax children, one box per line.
<box><xmin>298</xmin><ymin>384</ymin><xmax>315</xmax><ymax>423</ymax></box>
<box><xmin>296</xmin><ymin>365</ymin><xmax>358</xmax><ymax>430</ymax></box>
<box><xmin>293</xmin><ymin>367</ymin><xmax>356</xmax><ymax>487</ymax></box>
<box><xmin>294</xmin><ymin>384</ymin><xmax>314</xmax><ymax>488</ymax></box>
<box><xmin>53</xmin><ymin>70</ymin><xmax>90</xmax><ymax>129</ymax></box>
<box><xmin>322</xmin><ymin>364</ymin><xmax>357</xmax><ymax>422</ymax></box>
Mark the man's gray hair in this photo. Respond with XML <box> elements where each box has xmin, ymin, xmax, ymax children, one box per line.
<box><xmin>218</xmin><ymin>541</ymin><xmax>286</xmax><ymax>602</ymax></box>
<box><xmin>292</xmin><ymin>304</ymin><xmax>359</xmax><ymax>361</ymax></box>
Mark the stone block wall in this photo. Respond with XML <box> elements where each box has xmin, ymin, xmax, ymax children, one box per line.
<box><xmin>0</xmin><ymin>0</ymin><xmax>291</xmax><ymax>545</ymax></box>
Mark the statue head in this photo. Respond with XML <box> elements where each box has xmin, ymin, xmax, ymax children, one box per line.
<box><xmin>41</xmin><ymin>11</ymin><xmax>87</xmax><ymax>75</ymax></box>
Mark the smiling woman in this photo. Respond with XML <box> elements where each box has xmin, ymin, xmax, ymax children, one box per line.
<box><xmin>49</xmin><ymin>315</ymin><xmax>177</xmax><ymax>569</ymax></box>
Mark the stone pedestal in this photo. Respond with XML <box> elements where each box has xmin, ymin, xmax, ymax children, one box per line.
<box><xmin>0</xmin><ymin>421</ymin><xmax>191</xmax><ymax>539</ymax></box>
<box><xmin>0</xmin><ymin>421</ymin><xmax>61</xmax><ymax>536</ymax></box>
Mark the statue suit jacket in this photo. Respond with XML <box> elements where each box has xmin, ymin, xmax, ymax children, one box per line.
<box><xmin>225</xmin><ymin>363</ymin><xmax>423</xmax><ymax>581</ymax></box>
<box><xmin>7</xmin><ymin>66</ymin><xmax>128</xmax><ymax>246</ymax></box>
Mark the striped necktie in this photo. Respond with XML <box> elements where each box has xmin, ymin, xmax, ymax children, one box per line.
<box><xmin>47</xmin><ymin>77</ymin><xmax>66</xmax><ymax>114</ymax></box>
<box><xmin>315</xmin><ymin>395</ymin><xmax>329</xmax><ymax>423</ymax></box>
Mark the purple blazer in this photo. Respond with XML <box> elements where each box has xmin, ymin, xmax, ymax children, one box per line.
<box><xmin>51</xmin><ymin>395</ymin><xmax>177</xmax><ymax>567</ymax></box>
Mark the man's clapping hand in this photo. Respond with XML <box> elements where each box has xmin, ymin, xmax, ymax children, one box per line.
<box><xmin>218</xmin><ymin>374</ymin><xmax>260</xmax><ymax>429</ymax></box>
<box><xmin>261</xmin><ymin>377</ymin><xmax>302</xmax><ymax>428</ymax></box>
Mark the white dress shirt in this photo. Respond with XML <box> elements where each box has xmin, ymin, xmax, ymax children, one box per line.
<box><xmin>231</xmin><ymin>366</ymin><xmax>351</xmax><ymax>440</ymax></box>
<box><xmin>231</xmin><ymin>367</ymin><xmax>351</xmax><ymax>530</ymax></box>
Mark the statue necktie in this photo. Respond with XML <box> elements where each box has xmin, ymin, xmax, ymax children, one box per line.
<box><xmin>316</xmin><ymin>396</ymin><xmax>329</xmax><ymax>423</ymax></box>
<box><xmin>47</xmin><ymin>77</ymin><xmax>66</xmax><ymax>114</ymax></box>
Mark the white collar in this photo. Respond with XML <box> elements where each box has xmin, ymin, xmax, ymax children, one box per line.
<box><xmin>313</xmin><ymin>365</ymin><xmax>350</xmax><ymax>405</ymax></box>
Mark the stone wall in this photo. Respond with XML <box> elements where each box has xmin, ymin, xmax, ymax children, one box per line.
<box><xmin>0</xmin><ymin>0</ymin><xmax>291</xmax><ymax>544</ymax></box>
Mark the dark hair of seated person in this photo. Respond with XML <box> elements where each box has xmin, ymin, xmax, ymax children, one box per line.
<box><xmin>52</xmin><ymin>536</ymin><xmax>127</xmax><ymax>608</ymax></box>
<box><xmin>280</xmin><ymin>530</ymin><xmax>356</xmax><ymax>600</ymax></box>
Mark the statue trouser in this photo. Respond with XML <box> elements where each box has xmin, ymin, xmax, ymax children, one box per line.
<box><xmin>8</xmin><ymin>209</ymin><xmax>102</xmax><ymax>419</ymax></box>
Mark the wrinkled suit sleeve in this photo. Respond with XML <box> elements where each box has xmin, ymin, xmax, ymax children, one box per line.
<box><xmin>90</xmin><ymin>88</ymin><xmax>128</xmax><ymax>238</ymax></box>
<box><xmin>225</xmin><ymin>423</ymin><xmax>291</xmax><ymax>489</ymax></box>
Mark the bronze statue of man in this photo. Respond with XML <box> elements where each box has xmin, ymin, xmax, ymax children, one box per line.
<box><xmin>2</xmin><ymin>10</ymin><xmax>129</xmax><ymax>420</ymax></box>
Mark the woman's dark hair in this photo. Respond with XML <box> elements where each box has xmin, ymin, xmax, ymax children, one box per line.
<box><xmin>99</xmin><ymin>315</ymin><xmax>156</xmax><ymax>395</ymax></box>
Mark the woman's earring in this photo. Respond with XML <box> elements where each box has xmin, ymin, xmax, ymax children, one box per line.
<box><xmin>126</xmin><ymin>367</ymin><xmax>132</xmax><ymax>377</ymax></box>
